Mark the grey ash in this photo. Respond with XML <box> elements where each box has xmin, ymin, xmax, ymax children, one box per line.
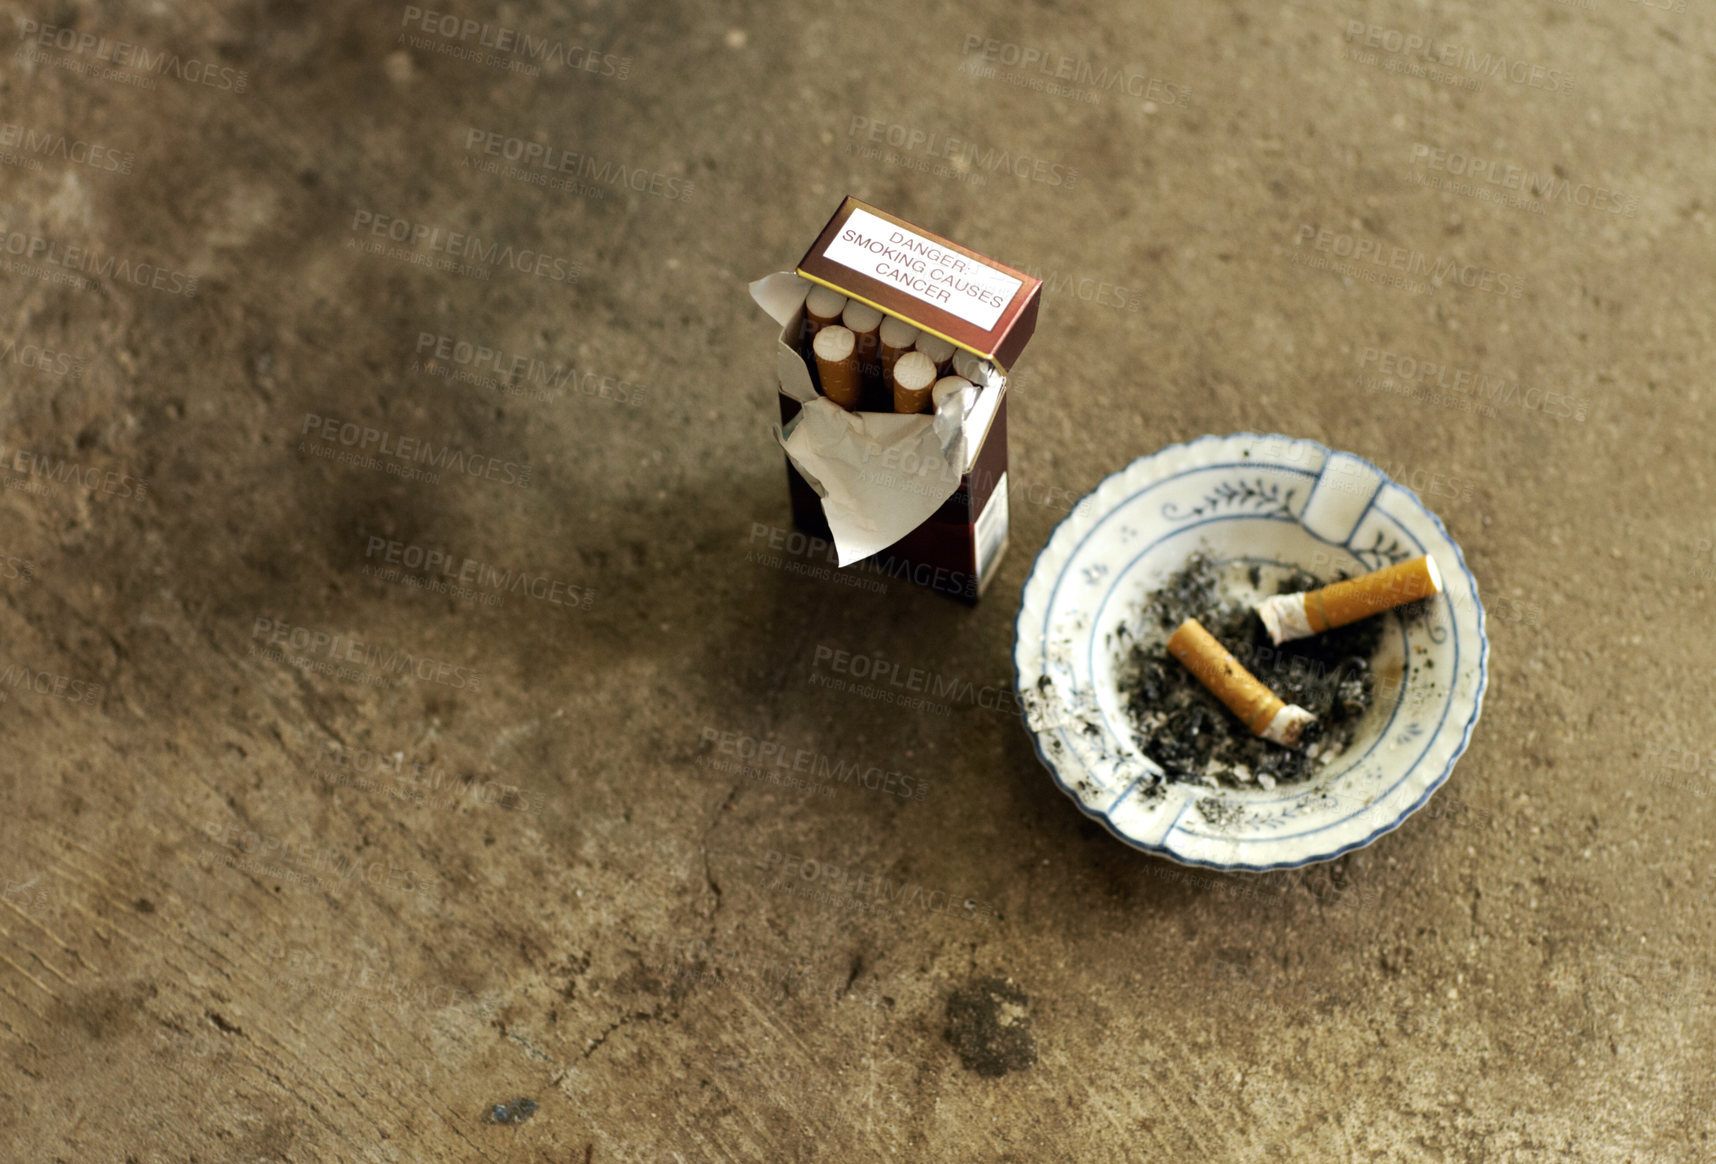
<box><xmin>1115</xmin><ymin>553</ymin><xmax>1391</xmax><ymax>790</ymax></box>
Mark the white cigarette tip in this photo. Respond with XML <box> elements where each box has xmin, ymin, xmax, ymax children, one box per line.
<box><xmin>879</xmin><ymin>316</ymin><xmax>919</xmax><ymax>348</ymax></box>
<box><xmin>933</xmin><ymin>376</ymin><xmax>974</xmax><ymax>415</ymax></box>
<box><xmin>813</xmin><ymin>325</ymin><xmax>855</xmax><ymax>361</ymax></box>
<box><xmin>1424</xmin><ymin>554</ymin><xmax>1443</xmax><ymax>593</ymax></box>
<box><xmin>915</xmin><ymin>334</ymin><xmax>955</xmax><ymax>363</ymax></box>
<box><xmin>842</xmin><ymin>301</ymin><xmax>883</xmax><ymax>332</ymax></box>
<box><xmin>806</xmin><ymin>285</ymin><xmax>847</xmax><ymax>319</ymax></box>
<box><xmin>894</xmin><ymin>351</ymin><xmax>936</xmax><ymax>392</ymax></box>
<box><xmin>1262</xmin><ymin>704</ymin><xmax>1316</xmax><ymax>747</ymax></box>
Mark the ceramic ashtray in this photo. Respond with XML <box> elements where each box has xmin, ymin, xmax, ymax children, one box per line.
<box><xmin>1013</xmin><ymin>433</ymin><xmax>1488</xmax><ymax>871</ymax></box>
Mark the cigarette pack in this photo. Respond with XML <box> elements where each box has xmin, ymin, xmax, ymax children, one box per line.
<box><xmin>749</xmin><ymin>197</ymin><xmax>1042</xmax><ymax>603</ymax></box>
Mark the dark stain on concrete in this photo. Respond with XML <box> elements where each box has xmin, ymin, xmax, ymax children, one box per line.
<box><xmin>944</xmin><ymin>976</ymin><xmax>1037</xmax><ymax>1078</ymax></box>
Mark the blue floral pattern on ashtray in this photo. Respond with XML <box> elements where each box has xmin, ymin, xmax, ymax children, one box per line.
<box><xmin>1163</xmin><ymin>477</ymin><xmax>1300</xmax><ymax>522</ymax></box>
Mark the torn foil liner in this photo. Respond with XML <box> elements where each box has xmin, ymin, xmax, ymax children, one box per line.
<box><xmin>749</xmin><ymin>271</ymin><xmax>1004</xmax><ymax>567</ymax></box>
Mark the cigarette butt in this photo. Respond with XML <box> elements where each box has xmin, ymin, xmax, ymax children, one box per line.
<box><xmin>805</xmin><ymin>285</ymin><xmax>848</xmax><ymax>331</ymax></box>
<box><xmin>1167</xmin><ymin>617</ymin><xmax>1315</xmax><ymax>746</ymax></box>
<box><xmin>1255</xmin><ymin>554</ymin><xmax>1443</xmax><ymax>645</ymax></box>
<box><xmin>952</xmin><ymin>350</ymin><xmax>993</xmax><ymax>383</ymax></box>
<box><xmin>914</xmin><ymin>334</ymin><xmax>956</xmax><ymax>373</ymax></box>
<box><xmin>813</xmin><ymin>325</ymin><xmax>861</xmax><ymax>410</ymax></box>
<box><xmin>933</xmin><ymin>375</ymin><xmax>974</xmax><ymax>416</ymax></box>
<box><xmin>892</xmin><ymin>351</ymin><xmax>937</xmax><ymax>414</ymax></box>
<box><xmin>879</xmin><ymin>316</ymin><xmax>921</xmax><ymax>396</ymax></box>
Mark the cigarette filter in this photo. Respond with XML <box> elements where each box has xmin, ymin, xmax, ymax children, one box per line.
<box><xmin>1255</xmin><ymin>554</ymin><xmax>1443</xmax><ymax>646</ymax></box>
<box><xmin>805</xmin><ymin>285</ymin><xmax>849</xmax><ymax>332</ymax></box>
<box><xmin>1167</xmin><ymin>617</ymin><xmax>1316</xmax><ymax>746</ymax></box>
<box><xmin>914</xmin><ymin>333</ymin><xmax>956</xmax><ymax>374</ymax></box>
<box><xmin>892</xmin><ymin>351</ymin><xmax>936</xmax><ymax>414</ymax></box>
<box><xmin>952</xmin><ymin>349</ymin><xmax>992</xmax><ymax>383</ymax></box>
<box><xmin>812</xmin><ymin>324</ymin><xmax>861</xmax><ymax>410</ymax></box>
<box><xmin>933</xmin><ymin>375</ymin><xmax>975</xmax><ymax>417</ymax></box>
<box><xmin>879</xmin><ymin>315</ymin><xmax>921</xmax><ymax>395</ymax></box>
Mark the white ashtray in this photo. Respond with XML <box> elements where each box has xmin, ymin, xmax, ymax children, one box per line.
<box><xmin>1013</xmin><ymin>433</ymin><xmax>1489</xmax><ymax>871</ymax></box>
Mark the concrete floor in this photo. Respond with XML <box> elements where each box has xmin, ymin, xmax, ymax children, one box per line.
<box><xmin>1</xmin><ymin>0</ymin><xmax>1712</xmax><ymax>1160</ymax></box>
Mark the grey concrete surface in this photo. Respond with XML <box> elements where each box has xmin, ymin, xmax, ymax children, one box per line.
<box><xmin>0</xmin><ymin>0</ymin><xmax>1712</xmax><ymax>1160</ymax></box>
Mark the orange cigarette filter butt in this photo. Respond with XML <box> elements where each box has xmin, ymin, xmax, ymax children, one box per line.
<box><xmin>892</xmin><ymin>351</ymin><xmax>936</xmax><ymax>414</ymax></box>
<box><xmin>1167</xmin><ymin>617</ymin><xmax>1315</xmax><ymax>746</ymax></box>
<box><xmin>812</xmin><ymin>325</ymin><xmax>861</xmax><ymax>410</ymax></box>
<box><xmin>1256</xmin><ymin>554</ymin><xmax>1442</xmax><ymax>646</ymax></box>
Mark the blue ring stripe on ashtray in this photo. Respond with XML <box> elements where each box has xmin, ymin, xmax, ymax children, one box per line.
<box><xmin>1086</xmin><ymin>548</ymin><xmax>1411</xmax><ymax>813</ymax></box>
<box><xmin>1014</xmin><ymin>433</ymin><xmax>1487</xmax><ymax>869</ymax></box>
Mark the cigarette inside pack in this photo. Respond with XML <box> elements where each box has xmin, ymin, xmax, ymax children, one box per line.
<box><xmin>749</xmin><ymin>197</ymin><xmax>1042</xmax><ymax>596</ymax></box>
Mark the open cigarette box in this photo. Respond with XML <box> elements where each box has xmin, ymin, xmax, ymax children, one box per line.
<box><xmin>749</xmin><ymin>196</ymin><xmax>1042</xmax><ymax>603</ymax></box>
